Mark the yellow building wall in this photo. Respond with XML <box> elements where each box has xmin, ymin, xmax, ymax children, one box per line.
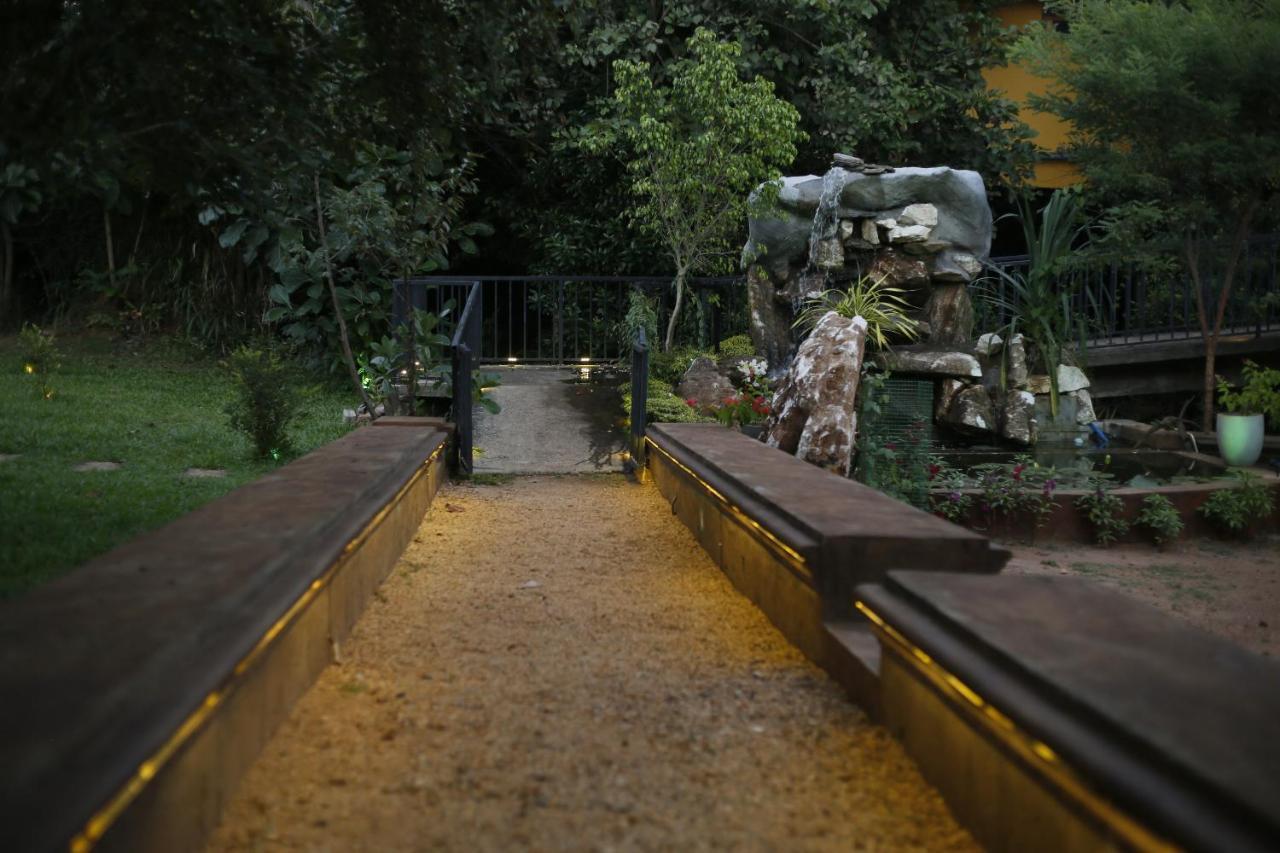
<box><xmin>983</xmin><ymin>2</ymin><xmax>1082</xmax><ymax>188</ymax></box>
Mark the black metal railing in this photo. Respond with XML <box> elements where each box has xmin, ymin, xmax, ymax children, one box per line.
<box><xmin>392</xmin><ymin>277</ymin><xmax>482</xmax><ymax>475</ymax></box>
<box><xmin>405</xmin><ymin>275</ymin><xmax>747</xmax><ymax>364</ymax></box>
<box><xmin>986</xmin><ymin>234</ymin><xmax>1280</xmax><ymax>347</ymax></box>
<box><xmin>629</xmin><ymin>327</ymin><xmax>649</xmax><ymax>472</ymax></box>
<box><xmin>449</xmin><ymin>282</ymin><xmax>482</xmax><ymax>475</ymax></box>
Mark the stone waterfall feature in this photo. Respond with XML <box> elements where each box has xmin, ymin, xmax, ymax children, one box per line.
<box><xmin>746</xmin><ymin>157</ymin><xmax>1090</xmax><ymax>449</ymax></box>
<box><xmin>744</xmin><ymin>160</ymin><xmax>993</xmax><ymax>366</ymax></box>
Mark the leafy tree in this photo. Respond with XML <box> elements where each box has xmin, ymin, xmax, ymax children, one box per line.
<box><xmin>485</xmin><ymin>1</ymin><xmax>1035</xmax><ymax>273</ymax></box>
<box><xmin>587</xmin><ymin>28</ymin><xmax>803</xmax><ymax>351</ymax></box>
<box><xmin>1016</xmin><ymin>0</ymin><xmax>1280</xmax><ymax>429</ymax></box>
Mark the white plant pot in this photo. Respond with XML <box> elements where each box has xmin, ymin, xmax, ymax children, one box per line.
<box><xmin>1216</xmin><ymin>412</ymin><xmax>1265</xmax><ymax>467</ymax></box>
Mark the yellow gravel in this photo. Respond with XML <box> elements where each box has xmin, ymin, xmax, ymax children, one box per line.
<box><xmin>208</xmin><ymin>475</ymin><xmax>975</xmax><ymax>852</ymax></box>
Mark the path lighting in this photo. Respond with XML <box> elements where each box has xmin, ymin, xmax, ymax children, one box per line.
<box><xmin>23</xmin><ymin>363</ymin><xmax>35</xmax><ymax>374</ymax></box>
<box><xmin>507</xmin><ymin>356</ymin><xmax>518</xmax><ymax>363</ymax></box>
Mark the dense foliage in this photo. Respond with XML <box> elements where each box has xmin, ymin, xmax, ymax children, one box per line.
<box><xmin>586</xmin><ymin>28</ymin><xmax>804</xmax><ymax>351</ymax></box>
<box><xmin>1016</xmin><ymin>0</ymin><xmax>1280</xmax><ymax>427</ymax></box>
<box><xmin>2</xmin><ymin>1</ymin><xmax>1034</xmax><ymax>353</ymax></box>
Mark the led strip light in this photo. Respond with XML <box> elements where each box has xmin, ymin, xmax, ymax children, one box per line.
<box><xmin>855</xmin><ymin>599</ymin><xmax>1178</xmax><ymax>853</ymax></box>
<box><xmin>644</xmin><ymin>436</ymin><xmax>812</xmax><ymax>577</ymax></box>
<box><xmin>70</xmin><ymin>442</ymin><xmax>445</xmax><ymax>852</ymax></box>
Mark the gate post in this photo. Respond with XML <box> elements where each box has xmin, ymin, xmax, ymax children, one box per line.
<box><xmin>630</xmin><ymin>328</ymin><xmax>649</xmax><ymax>473</ymax></box>
<box><xmin>451</xmin><ymin>342</ymin><xmax>474</xmax><ymax>476</ymax></box>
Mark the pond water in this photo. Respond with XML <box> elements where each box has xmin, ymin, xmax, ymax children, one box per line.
<box><xmin>937</xmin><ymin>448</ymin><xmax>1228</xmax><ymax>489</ymax></box>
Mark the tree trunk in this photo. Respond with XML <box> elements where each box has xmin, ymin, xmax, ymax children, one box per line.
<box><xmin>1203</xmin><ymin>337</ymin><xmax>1219</xmax><ymax>434</ymax></box>
<box><xmin>403</xmin><ymin>266</ymin><xmax>415</xmax><ymax>417</ymax></box>
<box><xmin>314</xmin><ymin>173</ymin><xmax>377</xmax><ymax>418</ymax></box>
<box><xmin>104</xmin><ymin>207</ymin><xmax>116</xmax><ymax>289</ymax></box>
<box><xmin>1</xmin><ymin>221</ymin><xmax>12</xmax><ymax>327</ymax></box>
<box><xmin>663</xmin><ymin>266</ymin><xmax>688</xmax><ymax>353</ymax></box>
<box><xmin>1189</xmin><ymin>200</ymin><xmax>1258</xmax><ymax>431</ymax></box>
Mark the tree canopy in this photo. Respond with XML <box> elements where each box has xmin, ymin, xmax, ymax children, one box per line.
<box><xmin>1016</xmin><ymin>0</ymin><xmax>1280</xmax><ymax>426</ymax></box>
<box><xmin>0</xmin><ymin>0</ymin><xmax>1035</xmax><ymax>355</ymax></box>
<box><xmin>586</xmin><ymin>28</ymin><xmax>804</xmax><ymax>351</ymax></box>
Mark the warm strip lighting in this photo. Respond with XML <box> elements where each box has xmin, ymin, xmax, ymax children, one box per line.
<box><xmin>506</xmin><ymin>356</ymin><xmax>518</xmax><ymax>363</ymax></box>
<box><xmin>644</xmin><ymin>437</ymin><xmax>809</xmax><ymax>572</ymax></box>
<box><xmin>69</xmin><ymin>442</ymin><xmax>446</xmax><ymax>852</ymax></box>
<box><xmin>854</xmin><ymin>599</ymin><xmax>1178</xmax><ymax>853</ymax></box>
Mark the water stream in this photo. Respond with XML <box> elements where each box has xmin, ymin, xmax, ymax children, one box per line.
<box><xmin>805</xmin><ymin>166</ymin><xmax>849</xmax><ymax>272</ymax></box>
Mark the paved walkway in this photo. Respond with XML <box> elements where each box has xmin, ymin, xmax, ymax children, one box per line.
<box><xmin>473</xmin><ymin>367</ymin><xmax>628</xmax><ymax>475</ymax></box>
<box><xmin>208</xmin><ymin>477</ymin><xmax>974</xmax><ymax>851</ymax></box>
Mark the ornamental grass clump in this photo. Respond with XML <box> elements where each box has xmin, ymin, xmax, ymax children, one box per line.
<box><xmin>794</xmin><ymin>273</ymin><xmax>919</xmax><ymax>350</ymax></box>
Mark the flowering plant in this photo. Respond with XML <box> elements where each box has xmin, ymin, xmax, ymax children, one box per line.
<box><xmin>709</xmin><ymin>393</ymin><xmax>771</xmax><ymax>427</ymax></box>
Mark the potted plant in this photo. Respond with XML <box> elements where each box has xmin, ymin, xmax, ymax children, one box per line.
<box><xmin>1215</xmin><ymin>360</ymin><xmax>1280</xmax><ymax>466</ymax></box>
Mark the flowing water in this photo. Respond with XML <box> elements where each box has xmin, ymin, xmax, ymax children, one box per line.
<box><xmin>806</xmin><ymin>166</ymin><xmax>849</xmax><ymax>272</ymax></box>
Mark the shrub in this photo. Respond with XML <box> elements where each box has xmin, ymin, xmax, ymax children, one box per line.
<box><xmin>225</xmin><ymin>346</ymin><xmax>300</xmax><ymax>459</ymax></box>
<box><xmin>621</xmin><ymin>379</ymin><xmax>714</xmax><ymax>425</ymax></box>
<box><xmin>716</xmin><ymin>334</ymin><xmax>756</xmax><ymax>359</ymax></box>
<box><xmin>649</xmin><ymin>345</ymin><xmax>709</xmax><ymax>386</ymax></box>
<box><xmin>1216</xmin><ymin>360</ymin><xmax>1280</xmax><ymax>428</ymax></box>
<box><xmin>617</xmin><ymin>289</ymin><xmax>659</xmax><ymax>353</ymax></box>
<box><xmin>1199</xmin><ymin>472</ymin><xmax>1275</xmax><ymax>535</ymax></box>
<box><xmin>1075</xmin><ymin>482</ymin><xmax>1129</xmax><ymax>545</ymax></box>
<box><xmin>18</xmin><ymin>323</ymin><xmax>61</xmax><ymax>400</ymax></box>
<box><xmin>1136</xmin><ymin>494</ymin><xmax>1184</xmax><ymax>546</ymax></box>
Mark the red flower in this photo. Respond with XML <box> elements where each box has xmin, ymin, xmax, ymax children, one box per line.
<box><xmin>1012</xmin><ymin>464</ymin><xmax>1025</xmax><ymax>481</ymax></box>
<box><xmin>927</xmin><ymin>464</ymin><xmax>941</xmax><ymax>480</ymax></box>
<box><xmin>685</xmin><ymin>398</ymin><xmax>698</xmax><ymax>408</ymax></box>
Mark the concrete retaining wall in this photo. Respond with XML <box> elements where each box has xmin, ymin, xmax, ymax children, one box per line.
<box><xmin>0</xmin><ymin>423</ymin><xmax>451</xmax><ymax>853</ymax></box>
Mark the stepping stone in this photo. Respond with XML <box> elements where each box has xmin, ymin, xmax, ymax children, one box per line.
<box><xmin>72</xmin><ymin>461</ymin><xmax>123</xmax><ymax>472</ymax></box>
<box><xmin>183</xmin><ymin>467</ymin><xmax>228</xmax><ymax>478</ymax></box>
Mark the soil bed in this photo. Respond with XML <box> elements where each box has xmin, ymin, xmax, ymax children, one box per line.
<box><xmin>209</xmin><ymin>475</ymin><xmax>973</xmax><ymax>851</ymax></box>
<box><xmin>1002</xmin><ymin>535</ymin><xmax>1280</xmax><ymax>657</ymax></box>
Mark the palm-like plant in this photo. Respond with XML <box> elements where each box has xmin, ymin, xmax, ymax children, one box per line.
<box><xmin>982</xmin><ymin>189</ymin><xmax>1091</xmax><ymax>417</ymax></box>
<box><xmin>793</xmin><ymin>273</ymin><xmax>920</xmax><ymax>350</ymax></box>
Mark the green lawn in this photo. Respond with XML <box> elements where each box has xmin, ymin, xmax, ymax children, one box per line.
<box><xmin>0</xmin><ymin>334</ymin><xmax>355</xmax><ymax>597</ymax></box>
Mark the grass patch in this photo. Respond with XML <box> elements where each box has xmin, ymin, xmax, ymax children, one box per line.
<box><xmin>467</xmin><ymin>472</ymin><xmax>515</xmax><ymax>487</ymax></box>
<box><xmin>0</xmin><ymin>333</ymin><xmax>355</xmax><ymax>597</ymax></box>
<box><xmin>1069</xmin><ymin>562</ymin><xmax>1112</xmax><ymax>578</ymax></box>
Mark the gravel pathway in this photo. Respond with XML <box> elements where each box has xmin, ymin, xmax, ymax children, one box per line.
<box><xmin>208</xmin><ymin>476</ymin><xmax>974</xmax><ymax>852</ymax></box>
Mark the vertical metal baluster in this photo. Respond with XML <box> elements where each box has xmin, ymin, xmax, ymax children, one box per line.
<box><xmin>631</xmin><ymin>328</ymin><xmax>648</xmax><ymax>471</ymax></box>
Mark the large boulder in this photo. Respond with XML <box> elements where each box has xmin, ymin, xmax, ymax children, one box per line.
<box><xmin>941</xmin><ymin>385</ymin><xmax>996</xmax><ymax>435</ymax></box>
<box><xmin>1007</xmin><ymin>334</ymin><xmax>1029</xmax><ymax>388</ymax></box>
<box><xmin>1000</xmin><ymin>390</ymin><xmax>1038</xmax><ymax>446</ymax></box>
<box><xmin>880</xmin><ymin>348</ymin><xmax>983</xmax><ymax>379</ymax></box>
<box><xmin>1070</xmin><ymin>389</ymin><xmax>1098</xmax><ymax>425</ymax></box>
<box><xmin>923</xmin><ymin>284</ymin><xmax>974</xmax><ymax>344</ymax></box>
<box><xmin>676</xmin><ymin>357</ymin><xmax>733</xmax><ymax>410</ymax></box>
<box><xmin>867</xmin><ymin>251</ymin><xmax>930</xmax><ymax>306</ymax></box>
<box><xmin>765</xmin><ymin>312</ymin><xmax>868</xmax><ymax>476</ymax></box>
<box><xmin>747</xmin><ymin>265</ymin><xmax>793</xmax><ymax>367</ymax></box>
